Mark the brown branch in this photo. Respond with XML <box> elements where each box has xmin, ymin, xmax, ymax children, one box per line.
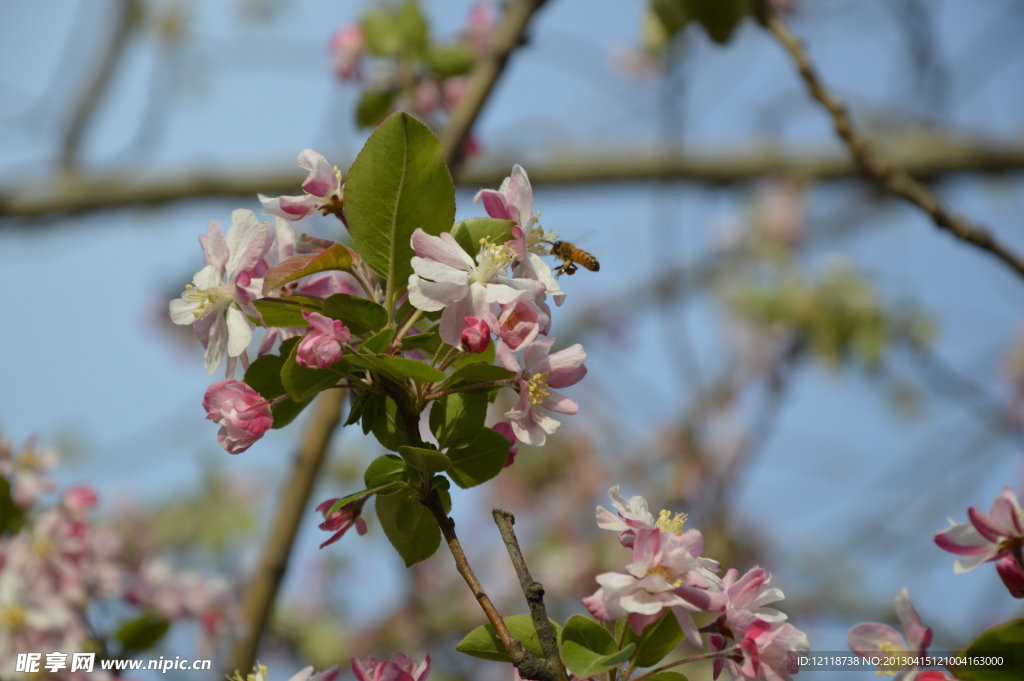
<box><xmin>224</xmin><ymin>389</ymin><xmax>345</xmax><ymax>676</ymax></box>
<box><xmin>5</xmin><ymin>134</ymin><xmax>1024</xmax><ymax>219</ymax></box>
<box><xmin>492</xmin><ymin>510</ymin><xmax>569</xmax><ymax>681</ymax></box>
<box><xmin>60</xmin><ymin>0</ymin><xmax>138</xmax><ymax>172</ymax></box>
<box><xmin>755</xmin><ymin>1</ymin><xmax>1024</xmax><ymax>280</ymax></box>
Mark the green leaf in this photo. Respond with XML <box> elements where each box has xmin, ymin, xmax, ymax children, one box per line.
<box><xmin>361</xmin><ymin>328</ymin><xmax>397</xmax><ymax>354</ymax></box>
<box><xmin>427</xmin><ymin>44</ymin><xmax>478</xmax><ymax>77</ymax></box>
<box><xmin>115</xmin><ymin>612</ymin><xmax>170</xmax><ymax>654</ymax></box>
<box><xmin>371</xmin><ymin>355</ymin><xmax>447</xmax><ymax>384</ymax></box>
<box><xmin>362</xmin><ymin>10</ymin><xmax>401</xmax><ymax>57</ymax></box>
<box><xmin>451</xmin><ymin>340</ymin><xmax>495</xmax><ymax>368</ymax></box>
<box><xmin>261</xmin><ymin>245</ymin><xmax>358</xmax><ymax>296</ymax></box>
<box><xmin>623</xmin><ymin>609</ymin><xmax>684</xmax><ymax>668</ymax></box>
<box><xmin>561</xmin><ymin>641</ymin><xmax>635</xmax><ymax>679</ymax></box>
<box><xmin>456</xmin><ymin>614</ymin><xmax>562</xmax><ymax>662</ymax></box>
<box><xmin>951</xmin><ymin>619</ymin><xmax>1024</xmax><ymax>681</ymax></box>
<box><xmin>344</xmin><ymin>112</ymin><xmax>455</xmax><ymax>304</ymax></box>
<box><xmin>645</xmin><ymin>674</ymin><xmax>688</xmax><ymax>681</ymax></box>
<box><xmin>429</xmin><ymin>392</ymin><xmax>486</xmax><ymax>449</ymax></box>
<box><xmin>394</xmin><ymin>491</ymin><xmax>425</xmax><ymax>535</ymax></box>
<box><xmin>398</xmin><ymin>446</ymin><xmax>452</xmax><ymax>475</ymax></box>
<box><xmin>280</xmin><ymin>342</ymin><xmax>345</xmax><ymax>403</ymax></box>
<box><xmin>0</xmin><ymin>478</ymin><xmax>26</xmax><ymax>534</ymax></box>
<box><xmin>691</xmin><ymin>0</ymin><xmax>751</xmax><ymax>44</ymax></box>
<box><xmin>345</xmin><ymin>390</ymin><xmax>367</xmax><ymax>426</ymax></box>
<box><xmin>323</xmin><ymin>293</ymin><xmax>389</xmax><ymax>335</ymax></box>
<box><xmin>446</xmin><ymin>427</ymin><xmax>509</xmax><ymax>488</ymax></box>
<box><xmin>324</xmin><ymin>485</ymin><xmax>396</xmax><ymax>518</ymax></box>
<box><xmin>357</xmin><ymin>89</ymin><xmax>397</xmax><ymax>128</ymax></box>
<box><xmin>562</xmin><ymin>614</ymin><xmax>618</xmax><ymax>655</ymax></box>
<box><xmin>375</xmin><ymin>487</ymin><xmax>449</xmax><ymax>566</ymax></box>
<box><xmin>364</xmin><ymin>454</ymin><xmax>411</xmax><ymax>490</ymax></box>
<box><xmin>397</xmin><ymin>0</ymin><xmax>429</xmax><ymax>56</ymax></box>
<box><xmin>651</xmin><ymin>0</ymin><xmax>692</xmax><ymax>35</ymax></box>
<box><xmin>364</xmin><ymin>396</ymin><xmax>407</xmax><ymax>450</ymax></box>
<box><xmin>442</xmin><ymin>362</ymin><xmax>516</xmax><ymax>390</ymax></box>
<box><xmin>402</xmin><ymin>331</ymin><xmax>441</xmax><ymax>353</ymax></box>
<box><xmin>450</xmin><ymin>217</ymin><xmax>517</xmax><ymax>257</ymax></box>
<box><xmin>252</xmin><ymin>296</ymin><xmax>321</xmax><ymax>327</ymax></box>
<box><xmin>242</xmin><ymin>347</ymin><xmax>313</xmax><ymax>428</ymax></box>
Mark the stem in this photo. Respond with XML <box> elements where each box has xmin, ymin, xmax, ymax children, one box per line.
<box><xmin>261</xmin><ymin>296</ymin><xmax>320</xmax><ymax>310</ymax></box>
<box><xmin>391</xmin><ymin>309</ymin><xmax>424</xmax><ymax>354</ymax></box>
<box><xmin>755</xmin><ymin>0</ymin><xmax>1024</xmax><ymax>282</ymax></box>
<box><xmin>631</xmin><ymin>650</ymin><xmax>737</xmax><ymax>681</ymax></box>
<box><xmin>424</xmin><ymin>380</ymin><xmax>514</xmax><ymax>401</ymax></box>
<box><xmin>492</xmin><ymin>510</ymin><xmax>570</xmax><ymax>681</ymax></box>
<box><xmin>439</xmin><ymin>349</ymin><xmax>466</xmax><ymax>372</ymax></box>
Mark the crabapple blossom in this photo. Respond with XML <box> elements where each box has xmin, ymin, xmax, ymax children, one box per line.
<box><xmin>934</xmin><ymin>487</ymin><xmax>1024</xmax><ymax>574</ymax></box>
<box><xmin>709</xmin><ymin>618</ymin><xmax>809</xmax><ymax>681</ymax></box>
<box><xmin>295</xmin><ymin>311</ymin><xmax>351</xmax><ymax>369</ymax></box>
<box><xmin>595</xmin><ymin>485</ymin><xmax>674</xmax><ymax>548</ymax></box>
<box><xmin>717</xmin><ymin>567</ymin><xmax>789</xmax><ymax>630</ymax></box>
<box><xmin>330</xmin><ymin>22</ymin><xmax>364</xmax><ymax>80</ymax></box>
<box><xmin>352</xmin><ymin>653</ymin><xmax>432</xmax><ymax>681</ymax></box>
<box><xmin>474</xmin><ymin>165</ymin><xmax>564</xmax><ymax>305</ymax></box>
<box><xmin>407</xmin><ymin>228</ymin><xmax>539</xmax><ymax>346</ymax></box>
<box><xmin>230</xmin><ymin>664</ymin><xmax>339</xmax><ymax>681</ymax></box>
<box><xmin>0</xmin><ymin>437</ymin><xmax>57</xmax><ymax>507</ymax></box>
<box><xmin>463</xmin><ymin>2</ymin><xmax>497</xmax><ymax>55</ymax></box>
<box><xmin>848</xmin><ymin>588</ymin><xmax>932</xmax><ymax>681</ymax></box>
<box><xmin>496</xmin><ymin>337</ymin><xmax>586</xmax><ymax>446</ymax></box>
<box><xmin>316</xmin><ymin>496</ymin><xmax>368</xmax><ymax>549</ymax></box>
<box><xmin>259</xmin><ymin>150</ymin><xmax>345</xmax><ymax>221</ymax></box>
<box><xmin>583</xmin><ymin>527</ymin><xmax>724</xmax><ymax>645</ymax></box>
<box><xmin>996</xmin><ymin>555</ymin><xmax>1024</xmax><ymax>597</ymax></box>
<box><xmin>170</xmin><ymin>209</ymin><xmax>275</xmax><ymax>376</ymax></box>
<box><xmin>483</xmin><ymin>293</ymin><xmax>549</xmax><ymax>350</ymax></box>
<box><xmin>460</xmin><ymin>316</ymin><xmax>491</xmax><ymax>354</ymax></box>
<box><xmin>203</xmin><ymin>380</ymin><xmax>274</xmax><ymax>454</ymax></box>
<box><xmin>491</xmin><ymin>422</ymin><xmax>519</xmax><ymax>467</ymax></box>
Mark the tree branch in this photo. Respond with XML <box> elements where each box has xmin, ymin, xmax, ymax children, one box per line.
<box><xmin>4</xmin><ymin>133</ymin><xmax>1024</xmax><ymax>220</ymax></box>
<box><xmin>224</xmin><ymin>390</ymin><xmax>345</xmax><ymax>676</ymax></box>
<box><xmin>755</xmin><ymin>0</ymin><xmax>1024</xmax><ymax>280</ymax></box>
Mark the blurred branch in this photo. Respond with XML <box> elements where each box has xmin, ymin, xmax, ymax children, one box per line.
<box><xmin>60</xmin><ymin>0</ymin><xmax>137</xmax><ymax>172</ymax></box>
<box><xmin>225</xmin><ymin>390</ymin><xmax>346</xmax><ymax>676</ymax></box>
<box><xmin>5</xmin><ymin>133</ymin><xmax>1024</xmax><ymax>219</ymax></box>
<box><xmin>756</xmin><ymin>1</ymin><xmax>1024</xmax><ymax>281</ymax></box>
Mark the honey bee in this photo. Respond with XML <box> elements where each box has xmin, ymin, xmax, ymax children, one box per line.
<box><xmin>547</xmin><ymin>241</ymin><xmax>600</xmax><ymax>277</ymax></box>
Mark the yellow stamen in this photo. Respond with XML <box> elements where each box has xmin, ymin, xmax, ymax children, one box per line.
<box><xmin>647</xmin><ymin>565</ymin><xmax>685</xmax><ymax>588</ymax></box>
<box><xmin>527</xmin><ymin>372</ymin><xmax>550</xmax><ymax>404</ymax></box>
<box><xmin>0</xmin><ymin>604</ymin><xmax>26</xmax><ymax>631</ymax></box>
<box><xmin>505</xmin><ymin>312</ymin><xmax>519</xmax><ymax>330</ymax></box>
<box><xmin>656</xmin><ymin>509</ymin><xmax>688</xmax><ymax>535</ymax></box>
<box><xmin>182</xmin><ymin>283</ymin><xmax>232</xmax><ymax>318</ymax></box>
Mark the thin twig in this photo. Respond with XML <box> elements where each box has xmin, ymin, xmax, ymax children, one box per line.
<box><xmin>755</xmin><ymin>1</ymin><xmax>1024</xmax><ymax>281</ymax></box>
<box><xmin>224</xmin><ymin>389</ymin><xmax>346</xmax><ymax>675</ymax></box>
<box><xmin>492</xmin><ymin>510</ymin><xmax>570</xmax><ymax>681</ymax></box>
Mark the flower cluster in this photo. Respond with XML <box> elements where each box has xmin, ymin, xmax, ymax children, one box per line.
<box><xmin>0</xmin><ymin>438</ymin><xmax>233</xmax><ymax>679</ymax></box>
<box><xmin>583</xmin><ymin>487</ymin><xmax>809</xmax><ymax>680</ymax></box>
<box><xmin>848</xmin><ymin>589</ymin><xmax>952</xmax><ymax>681</ymax></box>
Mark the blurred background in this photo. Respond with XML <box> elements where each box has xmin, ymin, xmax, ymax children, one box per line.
<box><xmin>2</xmin><ymin>0</ymin><xmax>1024</xmax><ymax>679</ymax></box>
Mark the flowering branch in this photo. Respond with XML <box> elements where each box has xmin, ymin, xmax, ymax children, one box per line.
<box><xmin>630</xmin><ymin>650</ymin><xmax>739</xmax><ymax>681</ymax></box>
<box><xmin>754</xmin><ymin>0</ymin><xmax>1024</xmax><ymax>281</ymax></box>
<box><xmin>492</xmin><ymin>510</ymin><xmax>569</xmax><ymax>681</ymax></box>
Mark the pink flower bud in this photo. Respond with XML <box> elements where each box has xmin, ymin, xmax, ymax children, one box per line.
<box><xmin>996</xmin><ymin>556</ymin><xmax>1024</xmax><ymax>598</ymax></box>
<box><xmin>492</xmin><ymin>422</ymin><xmax>519</xmax><ymax>467</ymax></box>
<box><xmin>316</xmin><ymin>496</ymin><xmax>368</xmax><ymax>549</ymax></box>
<box><xmin>460</xmin><ymin>316</ymin><xmax>491</xmax><ymax>354</ymax></box>
<box><xmin>330</xmin><ymin>23</ymin><xmax>365</xmax><ymax>80</ymax></box>
<box><xmin>63</xmin><ymin>485</ymin><xmax>99</xmax><ymax>512</ymax></box>
<box><xmin>296</xmin><ymin>311</ymin><xmax>351</xmax><ymax>369</ymax></box>
<box><xmin>203</xmin><ymin>380</ymin><xmax>274</xmax><ymax>454</ymax></box>
<box><xmin>352</xmin><ymin>654</ymin><xmax>431</xmax><ymax>681</ymax></box>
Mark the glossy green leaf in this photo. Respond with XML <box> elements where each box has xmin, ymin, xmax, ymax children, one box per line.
<box><xmin>362</xmin><ymin>10</ymin><xmax>402</xmax><ymax>57</ymax></box>
<box><xmin>344</xmin><ymin>112</ymin><xmax>455</xmax><ymax>297</ymax></box>
<box><xmin>446</xmin><ymin>427</ymin><xmax>509</xmax><ymax>488</ymax></box>
<box><xmin>357</xmin><ymin>89</ymin><xmax>397</xmax><ymax>128</ymax></box>
<box><xmin>451</xmin><ymin>340</ymin><xmax>495</xmax><ymax>368</ymax></box>
<box><xmin>398</xmin><ymin>446</ymin><xmax>452</xmax><ymax>475</ymax></box>
<box><xmin>401</xmin><ymin>331</ymin><xmax>441</xmax><ymax>353</ymax></box>
<box><xmin>261</xmin><ymin>245</ymin><xmax>358</xmax><ymax>295</ymax></box>
<box><xmin>364</xmin><ymin>454</ymin><xmax>411</xmax><ymax>490</ymax></box>
<box><xmin>456</xmin><ymin>614</ymin><xmax>562</xmax><ymax>662</ymax></box>
<box><xmin>562</xmin><ymin>615</ymin><xmax>618</xmax><ymax>655</ymax></box>
<box><xmin>561</xmin><ymin>641</ymin><xmax>634</xmax><ymax>679</ymax></box>
<box><xmin>375</xmin><ymin>487</ymin><xmax>449</xmax><ymax>566</ymax></box>
<box><xmin>645</xmin><ymin>673</ymin><xmax>688</xmax><ymax>681</ymax></box>
<box><xmin>371</xmin><ymin>355</ymin><xmax>446</xmax><ymax>384</ymax></box>
<box><xmin>252</xmin><ymin>296</ymin><xmax>321</xmax><ymax>327</ymax></box>
<box><xmin>951</xmin><ymin>619</ymin><xmax>1024</xmax><ymax>681</ymax></box>
<box><xmin>323</xmin><ymin>293</ymin><xmax>389</xmax><ymax>335</ymax></box>
<box><xmin>115</xmin><ymin>612</ymin><xmax>170</xmax><ymax>654</ymax></box>
<box><xmin>345</xmin><ymin>391</ymin><xmax>367</xmax><ymax>426</ymax></box>
<box><xmin>396</xmin><ymin>0</ymin><xmax>429</xmax><ymax>57</ymax></box>
<box><xmin>442</xmin><ymin>362</ymin><xmax>516</xmax><ymax>391</ymax></box>
<box><xmin>691</xmin><ymin>0</ymin><xmax>751</xmax><ymax>44</ymax></box>
<box><xmin>361</xmin><ymin>328</ymin><xmax>397</xmax><ymax>355</ymax></box>
<box><xmin>427</xmin><ymin>44</ymin><xmax>477</xmax><ymax>77</ymax></box>
<box><xmin>623</xmin><ymin>609</ymin><xmax>684</xmax><ymax>667</ymax></box>
<box><xmin>363</xmin><ymin>396</ymin><xmax>406</xmax><ymax>450</ymax></box>
<box><xmin>280</xmin><ymin>342</ymin><xmax>345</xmax><ymax>403</ymax></box>
<box><xmin>324</xmin><ymin>484</ymin><xmax>397</xmax><ymax>518</ymax></box>
<box><xmin>429</xmin><ymin>392</ymin><xmax>486</xmax><ymax>449</ymax></box>
<box><xmin>652</xmin><ymin>0</ymin><xmax>692</xmax><ymax>35</ymax></box>
<box><xmin>242</xmin><ymin>341</ymin><xmax>313</xmax><ymax>428</ymax></box>
<box><xmin>450</xmin><ymin>218</ymin><xmax>517</xmax><ymax>257</ymax></box>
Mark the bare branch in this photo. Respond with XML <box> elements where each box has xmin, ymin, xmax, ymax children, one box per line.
<box><xmin>4</xmin><ymin>133</ymin><xmax>1024</xmax><ymax>220</ymax></box>
<box><xmin>755</xmin><ymin>1</ymin><xmax>1024</xmax><ymax>281</ymax></box>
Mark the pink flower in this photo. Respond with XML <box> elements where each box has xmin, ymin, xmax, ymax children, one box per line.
<box><xmin>352</xmin><ymin>653</ymin><xmax>431</xmax><ymax>681</ymax></box>
<box><xmin>62</xmin><ymin>486</ymin><xmax>99</xmax><ymax>514</ymax></box>
<box><xmin>463</xmin><ymin>2</ymin><xmax>496</xmax><ymax>54</ymax></box>
<box><xmin>848</xmin><ymin>588</ymin><xmax>932</xmax><ymax>681</ymax></box>
<box><xmin>718</xmin><ymin>568</ymin><xmax>788</xmax><ymax>631</ymax></box>
<box><xmin>594</xmin><ymin>485</ymin><xmax>658</xmax><ymax>548</ymax></box>
<box><xmin>203</xmin><ymin>380</ymin><xmax>274</xmax><ymax>454</ymax></box>
<box><xmin>170</xmin><ymin>210</ymin><xmax>275</xmax><ymax>376</ymax></box>
<box><xmin>330</xmin><ymin>22</ymin><xmax>364</xmax><ymax>80</ymax></box>
<box><xmin>583</xmin><ymin>527</ymin><xmax>724</xmax><ymax>646</ymax></box>
<box><xmin>709</xmin><ymin>619</ymin><xmax>809</xmax><ymax>681</ymax></box>
<box><xmin>492</xmin><ymin>422</ymin><xmax>518</xmax><ymax>467</ymax></box>
<box><xmin>413</xmin><ymin>78</ymin><xmax>443</xmax><ymax>116</ymax></box>
<box><xmin>497</xmin><ymin>337</ymin><xmax>586</xmax><ymax>446</ymax></box>
<box><xmin>316</xmin><ymin>496</ymin><xmax>368</xmax><ymax>548</ymax></box>
<box><xmin>288</xmin><ymin>667</ymin><xmax>340</xmax><ymax>681</ymax></box>
<box><xmin>407</xmin><ymin>228</ymin><xmax>539</xmax><ymax>346</ymax></box>
<box><xmin>0</xmin><ymin>437</ymin><xmax>57</xmax><ymax>508</ymax></box>
<box><xmin>934</xmin><ymin>487</ymin><xmax>1024</xmax><ymax>573</ymax></box>
<box><xmin>442</xmin><ymin>77</ymin><xmax>468</xmax><ymax>108</ymax></box>
<box><xmin>259</xmin><ymin>150</ymin><xmax>345</xmax><ymax>221</ymax></box>
<box><xmin>996</xmin><ymin>555</ymin><xmax>1024</xmax><ymax>598</ymax></box>
<box><xmin>296</xmin><ymin>311</ymin><xmax>351</xmax><ymax>369</ymax></box>
<box><xmin>460</xmin><ymin>316</ymin><xmax>491</xmax><ymax>354</ymax></box>
<box><xmin>483</xmin><ymin>294</ymin><xmax>549</xmax><ymax>350</ymax></box>
<box><xmin>473</xmin><ymin>165</ymin><xmax>564</xmax><ymax>305</ymax></box>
